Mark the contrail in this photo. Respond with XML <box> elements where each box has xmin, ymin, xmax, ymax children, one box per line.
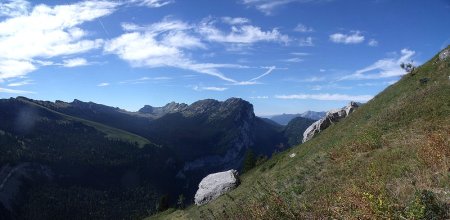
<box><xmin>249</xmin><ymin>66</ymin><xmax>276</xmax><ymax>81</ymax></box>
<box><xmin>98</xmin><ymin>19</ymin><xmax>110</xmax><ymax>37</ymax></box>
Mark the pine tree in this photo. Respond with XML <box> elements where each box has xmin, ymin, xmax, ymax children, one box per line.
<box><xmin>242</xmin><ymin>149</ymin><xmax>256</xmax><ymax>173</ymax></box>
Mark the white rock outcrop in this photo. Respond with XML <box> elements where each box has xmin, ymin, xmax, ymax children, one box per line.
<box><xmin>303</xmin><ymin>102</ymin><xmax>359</xmax><ymax>143</ymax></box>
<box><xmin>439</xmin><ymin>49</ymin><xmax>449</xmax><ymax>61</ymax></box>
<box><xmin>194</xmin><ymin>170</ymin><xmax>239</xmax><ymax>206</ymax></box>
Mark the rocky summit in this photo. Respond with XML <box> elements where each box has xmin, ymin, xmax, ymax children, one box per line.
<box><xmin>303</xmin><ymin>101</ymin><xmax>359</xmax><ymax>143</ymax></box>
<box><xmin>138</xmin><ymin>102</ymin><xmax>188</xmax><ymax>116</ymax></box>
<box><xmin>194</xmin><ymin>170</ymin><xmax>240</xmax><ymax>206</ymax></box>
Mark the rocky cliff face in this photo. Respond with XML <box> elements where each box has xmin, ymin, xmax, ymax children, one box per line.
<box><xmin>173</xmin><ymin>98</ymin><xmax>256</xmax><ymax>182</ymax></box>
<box><xmin>303</xmin><ymin>102</ymin><xmax>359</xmax><ymax>143</ymax></box>
<box><xmin>138</xmin><ymin>102</ymin><xmax>188</xmax><ymax>116</ymax></box>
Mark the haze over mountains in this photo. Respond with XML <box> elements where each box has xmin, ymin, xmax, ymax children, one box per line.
<box><xmin>268</xmin><ymin>111</ymin><xmax>326</xmax><ymax>125</ymax></box>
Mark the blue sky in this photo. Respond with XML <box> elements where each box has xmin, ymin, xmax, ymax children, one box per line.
<box><xmin>0</xmin><ymin>0</ymin><xmax>449</xmax><ymax>115</ymax></box>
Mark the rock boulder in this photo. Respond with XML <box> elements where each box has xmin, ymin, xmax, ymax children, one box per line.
<box><xmin>439</xmin><ymin>49</ymin><xmax>449</xmax><ymax>61</ymax></box>
<box><xmin>303</xmin><ymin>102</ymin><xmax>359</xmax><ymax>143</ymax></box>
<box><xmin>194</xmin><ymin>170</ymin><xmax>239</xmax><ymax>206</ymax></box>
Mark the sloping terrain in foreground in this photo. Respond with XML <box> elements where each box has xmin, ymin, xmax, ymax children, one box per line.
<box><xmin>149</xmin><ymin>46</ymin><xmax>450</xmax><ymax>219</ymax></box>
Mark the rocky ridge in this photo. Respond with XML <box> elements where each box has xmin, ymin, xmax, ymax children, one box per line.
<box><xmin>303</xmin><ymin>101</ymin><xmax>359</xmax><ymax>143</ymax></box>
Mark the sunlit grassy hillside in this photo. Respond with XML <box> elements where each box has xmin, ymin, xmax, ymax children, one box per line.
<box><xmin>148</xmin><ymin>46</ymin><xmax>450</xmax><ymax>219</ymax></box>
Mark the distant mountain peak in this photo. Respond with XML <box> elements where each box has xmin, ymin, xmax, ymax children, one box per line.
<box><xmin>138</xmin><ymin>102</ymin><xmax>188</xmax><ymax>116</ymax></box>
<box><xmin>269</xmin><ymin>111</ymin><xmax>326</xmax><ymax>125</ymax></box>
<box><xmin>181</xmin><ymin>97</ymin><xmax>254</xmax><ymax>120</ymax></box>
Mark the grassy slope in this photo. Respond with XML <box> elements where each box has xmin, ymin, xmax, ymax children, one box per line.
<box><xmin>20</xmin><ymin>99</ymin><xmax>153</xmax><ymax>148</ymax></box>
<box><xmin>148</xmin><ymin>47</ymin><xmax>450</xmax><ymax>219</ymax></box>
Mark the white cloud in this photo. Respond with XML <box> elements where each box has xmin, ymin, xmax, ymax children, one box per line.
<box><xmin>301</xmin><ymin>76</ymin><xmax>325</xmax><ymax>82</ymax></box>
<box><xmin>97</xmin><ymin>82</ymin><xmax>110</xmax><ymax>87</ymax></box>
<box><xmin>241</xmin><ymin>0</ymin><xmax>333</xmax><ymax>15</ymax></box>
<box><xmin>309</xmin><ymin>84</ymin><xmax>351</xmax><ymax>91</ymax></box>
<box><xmin>0</xmin><ymin>59</ymin><xmax>35</xmax><ymax>79</ymax></box>
<box><xmin>250</xmin><ymin>95</ymin><xmax>268</xmax><ymax>99</ymax></box>
<box><xmin>193</xmin><ymin>86</ymin><xmax>228</xmax><ymax>91</ymax></box>
<box><xmin>0</xmin><ymin>0</ymin><xmax>118</xmax><ymax>80</ymax></box>
<box><xmin>342</xmin><ymin>49</ymin><xmax>416</xmax><ymax>80</ymax></box>
<box><xmin>294</xmin><ymin>23</ymin><xmax>313</xmax><ymax>32</ymax></box>
<box><xmin>233</xmin><ymin>81</ymin><xmax>261</xmax><ymax>85</ymax></box>
<box><xmin>62</xmin><ymin>58</ymin><xmax>88</xmax><ymax>67</ymax></box>
<box><xmin>106</xmin><ymin>18</ymin><xmax>267</xmax><ymax>83</ymax></box>
<box><xmin>299</xmin><ymin>37</ymin><xmax>314</xmax><ymax>46</ymax></box>
<box><xmin>275</xmin><ymin>93</ymin><xmax>373</xmax><ymax>102</ymax></box>
<box><xmin>221</xmin><ymin>17</ymin><xmax>250</xmax><ymax>25</ymax></box>
<box><xmin>368</xmin><ymin>39</ymin><xmax>378</xmax><ymax>47</ymax></box>
<box><xmin>161</xmin><ymin>31</ymin><xmax>205</xmax><ymax>49</ymax></box>
<box><xmin>290</xmin><ymin>52</ymin><xmax>309</xmax><ymax>56</ymax></box>
<box><xmin>0</xmin><ymin>87</ymin><xmax>34</xmax><ymax>94</ymax></box>
<box><xmin>284</xmin><ymin>57</ymin><xmax>303</xmax><ymax>62</ymax></box>
<box><xmin>0</xmin><ymin>0</ymin><xmax>30</xmax><ymax>17</ymax></box>
<box><xmin>119</xmin><ymin>76</ymin><xmax>172</xmax><ymax>84</ymax></box>
<box><xmin>241</xmin><ymin>0</ymin><xmax>323</xmax><ymax>15</ymax></box>
<box><xmin>128</xmin><ymin>0</ymin><xmax>174</xmax><ymax>8</ymax></box>
<box><xmin>329</xmin><ymin>31</ymin><xmax>365</xmax><ymax>44</ymax></box>
<box><xmin>7</xmin><ymin>79</ymin><xmax>33</xmax><ymax>87</ymax></box>
<box><xmin>199</xmin><ymin>19</ymin><xmax>289</xmax><ymax>44</ymax></box>
<box><xmin>122</xmin><ymin>19</ymin><xmax>191</xmax><ymax>33</ymax></box>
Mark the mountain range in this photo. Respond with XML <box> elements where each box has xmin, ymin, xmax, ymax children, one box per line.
<box><xmin>268</xmin><ymin>111</ymin><xmax>326</xmax><ymax>125</ymax></box>
<box><xmin>0</xmin><ymin>96</ymin><xmax>314</xmax><ymax>219</ymax></box>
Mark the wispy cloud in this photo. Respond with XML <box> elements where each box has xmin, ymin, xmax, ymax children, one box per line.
<box><xmin>198</xmin><ymin>18</ymin><xmax>290</xmax><ymax>44</ymax></box>
<box><xmin>299</xmin><ymin>37</ymin><xmax>314</xmax><ymax>46</ymax></box>
<box><xmin>221</xmin><ymin>17</ymin><xmax>250</xmax><ymax>25</ymax></box>
<box><xmin>193</xmin><ymin>85</ymin><xmax>228</xmax><ymax>91</ymax></box>
<box><xmin>105</xmin><ymin>18</ymin><xmax>241</xmax><ymax>83</ymax></box>
<box><xmin>128</xmin><ymin>0</ymin><xmax>174</xmax><ymax>8</ymax></box>
<box><xmin>290</xmin><ymin>52</ymin><xmax>309</xmax><ymax>56</ymax></box>
<box><xmin>275</xmin><ymin>93</ymin><xmax>373</xmax><ymax>102</ymax></box>
<box><xmin>329</xmin><ymin>31</ymin><xmax>365</xmax><ymax>44</ymax></box>
<box><xmin>7</xmin><ymin>79</ymin><xmax>33</xmax><ymax>87</ymax></box>
<box><xmin>251</xmin><ymin>66</ymin><xmax>276</xmax><ymax>81</ymax></box>
<box><xmin>309</xmin><ymin>84</ymin><xmax>351</xmax><ymax>91</ymax></box>
<box><xmin>342</xmin><ymin>49</ymin><xmax>416</xmax><ymax>80</ymax></box>
<box><xmin>120</xmin><ymin>76</ymin><xmax>172</xmax><ymax>84</ymax></box>
<box><xmin>368</xmin><ymin>39</ymin><xmax>378</xmax><ymax>47</ymax></box>
<box><xmin>250</xmin><ymin>95</ymin><xmax>269</xmax><ymax>99</ymax></box>
<box><xmin>230</xmin><ymin>66</ymin><xmax>279</xmax><ymax>85</ymax></box>
<box><xmin>301</xmin><ymin>76</ymin><xmax>325</xmax><ymax>82</ymax></box>
<box><xmin>0</xmin><ymin>87</ymin><xmax>34</xmax><ymax>94</ymax></box>
<box><xmin>240</xmin><ymin>0</ymin><xmax>327</xmax><ymax>15</ymax></box>
<box><xmin>62</xmin><ymin>58</ymin><xmax>89</xmax><ymax>67</ymax></box>
<box><xmin>0</xmin><ymin>0</ymin><xmax>29</xmax><ymax>17</ymax></box>
<box><xmin>97</xmin><ymin>82</ymin><xmax>110</xmax><ymax>87</ymax></box>
<box><xmin>294</xmin><ymin>23</ymin><xmax>314</xmax><ymax>32</ymax></box>
<box><xmin>283</xmin><ymin>57</ymin><xmax>303</xmax><ymax>62</ymax></box>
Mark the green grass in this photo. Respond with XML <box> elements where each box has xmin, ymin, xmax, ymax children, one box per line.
<box><xmin>146</xmin><ymin>46</ymin><xmax>450</xmax><ymax>219</ymax></box>
<box><xmin>20</xmin><ymin>99</ymin><xmax>153</xmax><ymax>148</ymax></box>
